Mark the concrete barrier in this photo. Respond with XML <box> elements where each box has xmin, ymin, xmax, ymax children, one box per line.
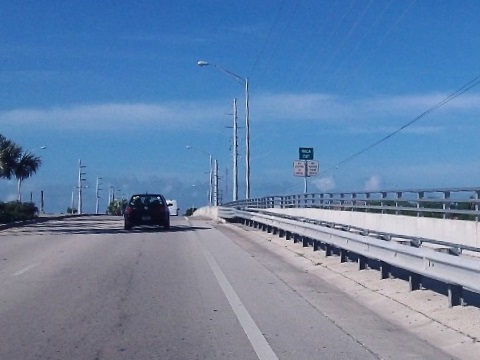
<box><xmin>192</xmin><ymin>206</ymin><xmax>220</xmax><ymax>220</ymax></box>
<box><xmin>264</xmin><ymin>208</ymin><xmax>480</xmax><ymax>251</ymax></box>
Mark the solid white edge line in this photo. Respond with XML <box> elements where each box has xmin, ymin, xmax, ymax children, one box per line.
<box><xmin>202</xmin><ymin>248</ymin><xmax>279</xmax><ymax>360</ymax></box>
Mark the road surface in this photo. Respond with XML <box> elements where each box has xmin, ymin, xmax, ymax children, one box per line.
<box><xmin>0</xmin><ymin>215</ymin><xmax>469</xmax><ymax>359</ymax></box>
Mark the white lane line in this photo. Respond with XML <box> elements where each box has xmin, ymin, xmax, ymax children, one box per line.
<box><xmin>202</xmin><ymin>248</ymin><xmax>279</xmax><ymax>360</ymax></box>
<box><xmin>11</xmin><ymin>263</ymin><xmax>40</xmax><ymax>277</ymax></box>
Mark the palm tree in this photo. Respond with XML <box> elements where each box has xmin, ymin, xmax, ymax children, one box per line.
<box><xmin>14</xmin><ymin>151</ymin><xmax>42</xmax><ymax>201</ymax></box>
<box><xmin>0</xmin><ymin>134</ymin><xmax>22</xmax><ymax>182</ymax></box>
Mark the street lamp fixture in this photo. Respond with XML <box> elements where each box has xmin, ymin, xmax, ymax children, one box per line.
<box><xmin>197</xmin><ymin>60</ymin><xmax>250</xmax><ymax>200</ymax></box>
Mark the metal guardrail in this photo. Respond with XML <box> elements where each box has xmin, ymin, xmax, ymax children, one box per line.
<box><xmin>217</xmin><ymin>207</ymin><xmax>480</xmax><ymax>308</ymax></box>
<box><xmin>247</xmin><ymin>209</ymin><xmax>480</xmax><ymax>255</ymax></box>
<box><xmin>224</xmin><ymin>187</ymin><xmax>480</xmax><ymax>221</ymax></box>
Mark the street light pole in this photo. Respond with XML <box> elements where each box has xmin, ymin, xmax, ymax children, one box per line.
<box><xmin>244</xmin><ymin>77</ymin><xmax>250</xmax><ymax>200</ymax></box>
<box><xmin>197</xmin><ymin>60</ymin><xmax>250</xmax><ymax>199</ymax></box>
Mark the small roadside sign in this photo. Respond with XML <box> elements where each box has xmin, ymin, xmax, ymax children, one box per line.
<box><xmin>306</xmin><ymin>160</ymin><xmax>319</xmax><ymax>176</ymax></box>
<box><xmin>299</xmin><ymin>147</ymin><xmax>314</xmax><ymax>160</ymax></box>
<box><xmin>293</xmin><ymin>160</ymin><xmax>306</xmax><ymax>176</ymax></box>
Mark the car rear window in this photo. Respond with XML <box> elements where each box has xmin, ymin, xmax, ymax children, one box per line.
<box><xmin>130</xmin><ymin>195</ymin><xmax>165</xmax><ymax>206</ymax></box>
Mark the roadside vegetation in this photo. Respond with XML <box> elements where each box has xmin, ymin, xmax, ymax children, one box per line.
<box><xmin>0</xmin><ymin>134</ymin><xmax>43</xmax><ymax>223</ymax></box>
<box><xmin>107</xmin><ymin>199</ymin><xmax>127</xmax><ymax>215</ymax></box>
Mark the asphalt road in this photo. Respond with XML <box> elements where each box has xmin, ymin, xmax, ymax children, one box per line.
<box><xmin>0</xmin><ymin>215</ymin><xmax>458</xmax><ymax>359</ymax></box>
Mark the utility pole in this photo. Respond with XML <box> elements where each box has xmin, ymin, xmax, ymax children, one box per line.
<box><xmin>95</xmin><ymin>177</ymin><xmax>103</xmax><ymax>214</ymax></box>
<box><xmin>77</xmin><ymin>159</ymin><xmax>86</xmax><ymax>214</ymax></box>
<box><xmin>71</xmin><ymin>190</ymin><xmax>75</xmax><ymax>214</ymax></box>
<box><xmin>213</xmin><ymin>159</ymin><xmax>219</xmax><ymax>206</ymax></box>
<box><xmin>232</xmin><ymin>98</ymin><xmax>238</xmax><ymax>201</ymax></box>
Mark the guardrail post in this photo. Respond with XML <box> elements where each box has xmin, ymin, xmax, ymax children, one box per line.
<box><xmin>381</xmin><ymin>192</ymin><xmax>387</xmax><ymax>214</ymax></box>
<box><xmin>417</xmin><ymin>191</ymin><xmax>424</xmax><ymax>217</ymax></box>
<box><xmin>325</xmin><ymin>244</ymin><xmax>332</xmax><ymax>257</ymax></box>
<box><xmin>396</xmin><ymin>192</ymin><xmax>402</xmax><ymax>215</ymax></box>
<box><xmin>302</xmin><ymin>236</ymin><xmax>309</xmax><ymax>247</ymax></box>
<box><xmin>448</xmin><ymin>284</ymin><xmax>463</xmax><ymax>307</ymax></box>
<box><xmin>476</xmin><ymin>191</ymin><xmax>480</xmax><ymax>222</ymax></box>
<box><xmin>313</xmin><ymin>240</ymin><xmax>320</xmax><ymax>251</ymax></box>
<box><xmin>358</xmin><ymin>255</ymin><xmax>367</xmax><ymax>270</ymax></box>
<box><xmin>340</xmin><ymin>249</ymin><xmax>348</xmax><ymax>263</ymax></box>
<box><xmin>443</xmin><ymin>191</ymin><xmax>450</xmax><ymax>219</ymax></box>
<box><xmin>285</xmin><ymin>231</ymin><xmax>291</xmax><ymax>240</ymax></box>
<box><xmin>380</xmin><ymin>261</ymin><xmax>391</xmax><ymax>279</ymax></box>
<box><xmin>409</xmin><ymin>272</ymin><xmax>421</xmax><ymax>291</ymax></box>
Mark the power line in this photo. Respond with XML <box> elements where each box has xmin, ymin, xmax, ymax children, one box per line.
<box><xmin>249</xmin><ymin>0</ymin><xmax>287</xmax><ymax>77</ymax></box>
<box><xmin>331</xmin><ymin>74</ymin><xmax>480</xmax><ymax>171</ymax></box>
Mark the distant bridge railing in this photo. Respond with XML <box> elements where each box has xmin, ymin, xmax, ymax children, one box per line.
<box><xmin>224</xmin><ymin>187</ymin><xmax>480</xmax><ymax>221</ymax></box>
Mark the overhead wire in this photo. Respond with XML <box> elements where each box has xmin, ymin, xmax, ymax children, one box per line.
<box><xmin>326</xmin><ymin>0</ymin><xmax>395</xmax><ymax>86</ymax></box>
<box><xmin>252</xmin><ymin>0</ymin><xmax>301</xmax><ymax>84</ymax></box>
<box><xmin>329</xmin><ymin>74</ymin><xmax>480</xmax><ymax>172</ymax></box>
<box><xmin>333</xmin><ymin>0</ymin><xmax>417</xmax><ymax>92</ymax></box>
<box><xmin>279</xmin><ymin>0</ymin><xmax>338</xmax><ymax>91</ymax></box>
<box><xmin>249</xmin><ymin>0</ymin><xmax>288</xmax><ymax>77</ymax></box>
<box><xmin>315</xmin><ymin>0</ymin><xmax>376</xmax><ymax>82</ymax></box>
<box><xmin>287</xmin><ymin>0</ymin><xmax>356</xmax><ymax>91</ymax></box>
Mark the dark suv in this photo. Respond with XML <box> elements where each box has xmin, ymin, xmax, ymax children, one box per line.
<box><xmin>123</xmin><ymin>193</ymin><xmax>170</xmax><ymax>230</ymax></box>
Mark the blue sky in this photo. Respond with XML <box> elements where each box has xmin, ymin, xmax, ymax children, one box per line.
<box><xmin>2</xmin><ymin>0</ymin><xmax>480</xmax><ymax>213</ymax></box>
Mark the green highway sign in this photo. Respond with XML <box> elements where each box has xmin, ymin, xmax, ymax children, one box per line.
<box><xmin>299</xmin><ymin>147</ymin><xmax>314</xmax><ymax>160</ymax></box>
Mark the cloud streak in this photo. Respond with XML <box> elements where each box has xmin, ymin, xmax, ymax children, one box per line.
<box><xmin>2</xmin><ymin>91</ymin><xmax>480</xmax><ymax>133</ymax></box>
<box><xmin>0</xmin><ymin>101</ymin><xmax>225</xmax><ymax>131</ymax></box>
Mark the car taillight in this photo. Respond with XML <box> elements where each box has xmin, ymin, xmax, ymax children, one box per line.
<box><xmin>124</xmin><ymin>206</ymin><xmax>133</xmax><ymax>215</ymax></box>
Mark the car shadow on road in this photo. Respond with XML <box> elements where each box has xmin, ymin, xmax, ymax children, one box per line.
<box><xmin>0</xmin><ymin>216</ymin><xmax>211</xmax><ymax>236</ymax></box>
<box><xmin>122</xmin><ymin>225</ymin><xmax>210</xmax><ymax>233</ymax></box>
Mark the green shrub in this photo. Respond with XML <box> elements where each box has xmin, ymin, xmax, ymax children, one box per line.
<box><xmin>0</xmin><ymin>201</ymin><xmax>38</xmax><ymax>224</ymax></box>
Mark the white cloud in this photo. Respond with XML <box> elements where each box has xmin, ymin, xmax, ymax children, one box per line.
<box><xmin>312</xmin><ymin>176</ymin><xmax>336</xmax><ymax>192</ymax></box>
<box><xmin>2</xmin><ymin>91</ymin><xmax>480</xmax><ymax>134</ymax></box>
<box><xmin>253</xmin><ymin>91</ymin><xmax>480</xmax><ymax>133</ymax></box>
<box><xmin>253</xmin><ymin>92</ymin><xmax>351</xmax><ymax>122</ymax></box>
<box><xmin>364</xmin><ymin>175</ymin><xmax>382</xmax><ymax>191</ymax></box>
<box><xmin>0</xmin><ymin>101</ymin><xmax>225</xmax><ymax>131</ymax></box>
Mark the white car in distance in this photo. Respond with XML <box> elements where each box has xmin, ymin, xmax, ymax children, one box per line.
<box><xmin>166</xmin><ymin>200</ymin><xmax>179</xmax><ymax>216</ymax></box>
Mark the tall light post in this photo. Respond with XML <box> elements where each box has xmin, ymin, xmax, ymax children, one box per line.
<box><xmin>197</xmin><ymin>60</ymin><xmax>250</xmax><ymax>199</ymax></box>
<box><xmin>186</xmin><ymin>145</ymin><xmax>219</xmax><ymax>206</ymax></box>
